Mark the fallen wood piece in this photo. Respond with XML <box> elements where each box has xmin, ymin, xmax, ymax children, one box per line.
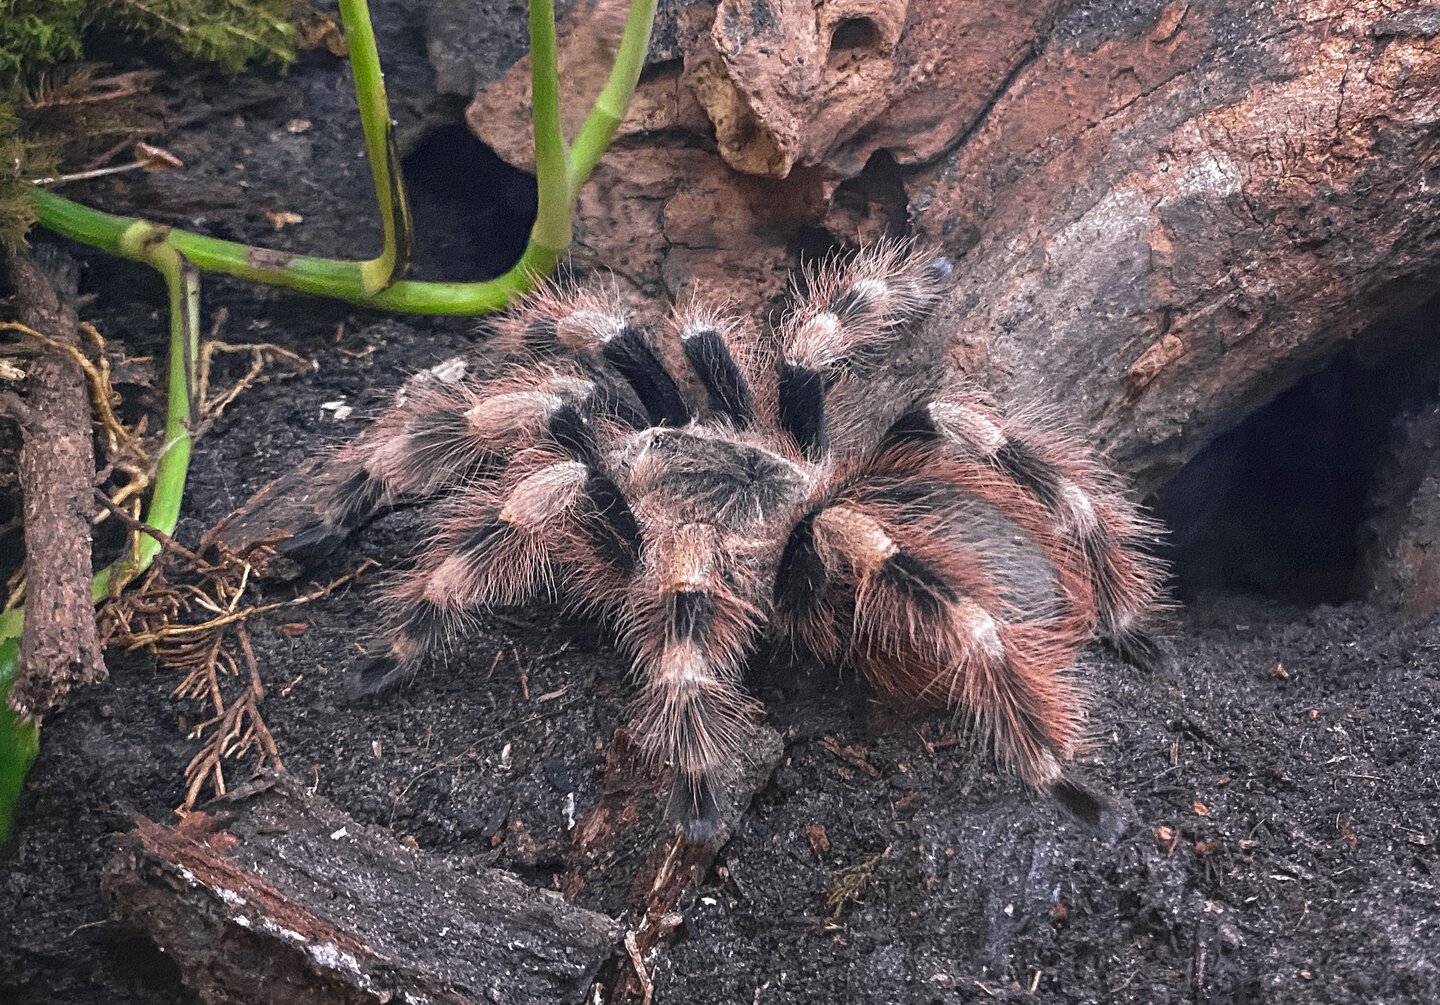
<box><xmin>3</xmin><ymin>245</ymin><xmax>104</xmax><ymax>716</ymax></box>
<box><xmin>103</xmin><ymin>773</ymin><xmax>623</xmax><ymax>1005</ymax></box>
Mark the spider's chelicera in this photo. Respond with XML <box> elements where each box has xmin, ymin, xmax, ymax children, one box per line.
<box><xmin>309</xmin><ymin>244</ymin><xmax>1165</xmax><ymax>840</ymax></box>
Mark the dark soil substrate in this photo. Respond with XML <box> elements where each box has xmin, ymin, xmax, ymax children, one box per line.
<box><xmin>4</xmin><ymin>12</ymin><xmax>1440</xmax><ymax>1005</ymax></box>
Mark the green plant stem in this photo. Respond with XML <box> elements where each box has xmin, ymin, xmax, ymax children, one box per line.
<box><xmin>339</xmin><ymin>0</ymin><xmax>414</xmax><ymax>293</ymax></box>
<box><xmin>528</xmin><ymin>0</ymin><xmax>569</xmax><ymax>255</ymax></box>
<box><xmin>91</xmin><ymin>246</ymin><xmax>200</xmax><ymax>598</ymax></box>
<box><xmin>27</xmin><ymin>0</ymin><xmax>657</xmax><ymax>315</ymax></box>
<box><xmin>567</xmin><ymin>0</ymin><xmax>657</xmax><ymax>200</ymax></box>
<box><xmin>0</xmin><ymin>636</ymin><xmax>37</xmax><ymax>845</ymax></box>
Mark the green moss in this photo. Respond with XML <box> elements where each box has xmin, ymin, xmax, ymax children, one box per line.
<box><xmin>94</xmin><ymin>0</ymin><xmax>297</xmax><ymax>75</ymax></box>
<box><xmin>0</xmin><ymin>1</ymin><xmax>88</xmax><ymax>78</ymax></box>
<box><xmin>0</xmin><ymin>0</ymin><xmax>298</xmax><ymax>247</ymax></box>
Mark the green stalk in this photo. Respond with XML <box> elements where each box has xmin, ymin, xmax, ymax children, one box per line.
<box><xmin>30</xmin><ymin>188</ymin><xmax>553</xmax><ymax>315</ymax></box>
<box><xmin>339</xmin><ymin>0</ymin><xmax>414</xmax><ymax>294</ymax></box>
<box><xmin>0</xmin><ymin>251</ymin><xmax>201</xmax><ymax>844</ymax></box>
<box><xmin>90</xmin><ymin>248</ymin><xmax>199</xmax><ymax>598</ymax></box>
<box><xmin>0</xmin><ymin>639</ymin><xmax>37</xmax><ymax>845</ymax></box>
<box><xmin>528</xmin><ymin>0</ymin><xmax>570</xmax><ymax>255</ymax></box>
<box><xmin>27</xmin><ymin>0</ymin><xmax>658</xmax><ymax>316</ymax></box>
<box><xmin>567</xmin><ymin>0</ymin><xmax>657</xmax><ymax>200</ymax></box>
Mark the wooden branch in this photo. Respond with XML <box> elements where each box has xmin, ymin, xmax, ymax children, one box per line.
<box><xmin>4</xmin><ymin>245</ymin><xmax>104</xmax><ymax>716</ymax></box>
<box><xmin>103</xmin><ymin>773</ymin><xmax>623</xmax><ymax>1005</ymax></box>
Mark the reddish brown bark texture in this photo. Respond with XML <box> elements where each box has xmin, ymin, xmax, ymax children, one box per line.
<box><xmin>4</xmin><ymin>248</ymin><xmax>104</xmax><ymax>716</ymax></box>
<box><xmin>470</xmin><ymin>0</ymin><xmax>1440</xmax><ymax>493</ymax></box>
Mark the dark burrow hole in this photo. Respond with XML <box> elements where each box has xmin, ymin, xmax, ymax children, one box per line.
<box><xmin>399</xmin><ymin>124</ymin><xmax>537</xmax><ymax>282</ymax></box>
<box><xmin>1153</xmin><ymin>291</ymin><xmax>1440</xmax><ymax>605</ymax></box>
<box><xmin>829</xmin><ymin>17</ymin><xmax>879</xmax><ymax>59</ymax></box>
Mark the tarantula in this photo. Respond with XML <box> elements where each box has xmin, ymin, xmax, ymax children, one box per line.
<box><xmin>305</xmin><ymin>243</ymin><xmax>1165</xmax><ymax>839</ymax></box>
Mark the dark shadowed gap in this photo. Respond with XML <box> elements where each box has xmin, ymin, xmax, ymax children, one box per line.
<box><xmin>400</xmin><ymin>124</ymin><xmax>537</xmax><ymax>282</ymax></box>
<box><xmin>1153</xmin><ymin>291</ymin><xmax>1440</xmax><ymax>604</ymax></box>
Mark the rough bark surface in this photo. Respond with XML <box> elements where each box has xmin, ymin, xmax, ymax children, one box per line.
<box><xmin>457</xmin><ymin>0</ymin><xmax>1440</xmax><ymax>494</ymax></box>
<box><xmin>914</xmin><ymin>0</ymin><xmax>1440</xmax><ymax>493</ymax></box>
<box><xmin>103</xmin><ymin>773</ymin><xmax>623</xmax><ymax>1005</ymax></box>
<box><xmin>3</xmin><ymin>246</ymin><xmax>103</xmax><ymax>716</ymax></box>
<box><xmin>1359</xmin><ymin>396</ymin><xmax>1440</xmax><ymax>619</ymax></box>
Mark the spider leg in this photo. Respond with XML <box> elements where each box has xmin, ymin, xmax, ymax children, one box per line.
<box><xmin>354</xmin><ymin>438</ymin><xmax>642</xmax><ymax>696</ymax></box>
<box><xmin>493</xmin><ymin>284</ymin><xmax>690</xmax><ymax>427</ymax></box>
<box><xmin>781</xmin><ymin>241</ymin><xmax>953</xmax><ymax>376</ymax></box>
<box><xmin>779</xmin><ymin>457</ymin><xmax>1093</xmax><ymax>792</ymax></box>
<box><xmin>300</xmin><ymin>368</ymin><xmax>634</xmax><ymax>552</ymax></box>
<box><xmin>774</xmin><ymin>241</ymin><xmax>953</xmax><ymax>458</ymax></box>
<box><xmin>621</xmin><ymin>522</ymin><xmax>763</xmax><ymax>841</ymax></box>
<box><xmin>888</xmin><ymin>390</ymin><xmax>1168</xmax><ymax>670</ymax></box>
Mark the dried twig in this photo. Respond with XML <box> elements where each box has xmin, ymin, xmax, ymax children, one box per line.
<box><xmin>623</xmin><ymin>931</ymin><xmax>653</xmax><ymax>1005</ymax></box>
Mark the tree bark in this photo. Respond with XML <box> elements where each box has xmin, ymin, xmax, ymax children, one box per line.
<box><xmin>3</xmin><ymin>246</ymin><xmax>104</xmax><ymax>716</ymax></box>
<box><xmin>910</xmin><ymin>0</ymin><xmax>1440</xmax><ymax>492</ymax></box>
<box><xmin>103</xmin><ymin>774</ymin><xmax>623</xmax><ymax>1005</ymax></box>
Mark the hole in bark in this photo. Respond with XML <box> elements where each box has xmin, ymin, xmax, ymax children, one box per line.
<box><xmin>829</xmin><ymin>17</ymin><xmax>879</xmax><ymax>61</ymax></box>
<box><xmin>1154</xmin><ymin>294</ymin><xmax>1440</xmax><ymax>604</ymax></box>
<box><xmin>400</xmin><ymin>124</ymin><xmax>537</xmax><ymax>281</ymax></box>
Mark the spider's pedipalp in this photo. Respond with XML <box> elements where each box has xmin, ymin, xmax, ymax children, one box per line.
<box><xmin>600</xmin><ymin>324</ymin><xmax>691</xmax><ymax>427</ymax></box>
<box><xmin>899</xmin><ymin>390</ymin><xmax>1168</xmax><ymax>669</ymax></box>
<box><xmin>777</xmin><ymin>362</ymin><xmax>828</xmax><ymax>459</ymax></box>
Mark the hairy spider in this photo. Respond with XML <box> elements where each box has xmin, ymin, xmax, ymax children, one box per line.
<box><xmin>307</xmin><ymin>243</ymin><xmax>1165</xmax><ymax>839</ymax></box>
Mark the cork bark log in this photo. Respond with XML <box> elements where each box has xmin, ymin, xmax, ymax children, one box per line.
<box><xmin>2</xmin><ymin>247</ymin><xmax>104</xmax><ymax>716</ymax></box>
<box><xmin>103</xmin><ymin>774</ymin><xmax>624</xmax><ymax>1005</ymax></box>
<box><xmin>460</xmin><ymin>0</ymin><xmax>1440</xmax><ymax>494</ymax></box>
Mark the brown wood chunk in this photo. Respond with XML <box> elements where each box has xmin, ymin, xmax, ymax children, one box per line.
<box><xmin>103</xmin><ymin>774</ymin><xmax>622</xmax><ymax>1004</ymax></box>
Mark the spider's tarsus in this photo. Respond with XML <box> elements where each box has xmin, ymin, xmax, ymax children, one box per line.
<box><xmin>1106</xmin><ymin>625</ymin><xmax>1168</xmax><ymax>672</ymax></box>
<box><xmin>282</xmin><ymin>519</ymin><xmax>351</xmax><ymax>562</ymax></box>
<box><xmin>1050</xmin><ymin>776</ymin><xmax>1106</xmax><ymax>828</ymax></box>
<box><xmin>347</xmin><ymin>653</ymin><xmax>409</xmax><ymax>698</ymax></box>
<box><xmin>601</xmin><ymin>325</ymin><xmax>690</xmax><ymax>426</ymax></box>
<box><xmin>668</xmin><ymin>771</ymin><xmax>724</xmax><ymax>844</ymax></box>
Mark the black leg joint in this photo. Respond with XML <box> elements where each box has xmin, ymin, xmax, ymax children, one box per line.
<box><xmin>681</xmin><ymin>326</ymin><xmax>755</xmax><ymax>427</ymax></box>
<box><xmin>601</xmin><ymin>325</ymin><xmax>690</xmax><ymax>427</ymax></box>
